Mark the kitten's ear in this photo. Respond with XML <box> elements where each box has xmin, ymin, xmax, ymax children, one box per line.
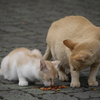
<box><xmin>72</xmin><ymin>53</ymin><xmax>90</xmax><ymax>63</ymax></box>
<box><xmin>40</xmin><ymin>60</ymin><xmax>48</xmax><ymax>71</ymax></box>
<box><xmin>51</xmin><ymin>61</ymin><xmax>60</xmax><ymax>70</ymax></box>
<box><xmin>63</xmin><ymin>39</ymin><xmax>77</xmax><ymax>50</ymax></box>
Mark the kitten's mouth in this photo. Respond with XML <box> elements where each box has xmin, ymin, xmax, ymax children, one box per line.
<box><xmin>44</xmin><ymin>84</ymin><xmax>54</xmax><ymax>87</ymax></box>
<box><xmin>43</xmin><ymin>82</ymin><xmax>54</xmax><ymax>87</ymax></box>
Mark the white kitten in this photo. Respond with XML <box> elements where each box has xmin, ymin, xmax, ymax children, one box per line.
<box><xmin>0</xmin><ymin>47</ymin><xmax>60</xmax><ymax>86</ymax></box>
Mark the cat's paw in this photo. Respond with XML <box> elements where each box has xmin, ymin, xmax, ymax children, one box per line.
<box><xmin>59</xmin><ymin>73</ymin><xmax>69</xmax><ymax>81</ymax></box>
<box><xmin>88</xmin><ymin>81</ymin><xmax>98</xmax><ymax>86</ymax></box>
<box><xmin>70</xmin><ymin>82</ymin><xmax>80</xmax><ymax>88</ymax></box>
<box><xmin>18</xmin><ymin>81</ymin><xmax>28</xmax><ymax>86</ymax></box>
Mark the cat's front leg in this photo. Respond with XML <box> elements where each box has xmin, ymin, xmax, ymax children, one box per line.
<box><xmin>70</xmin><ymin>65</ymin><xmax>80</xmax><ymax>88</ymax></box>
<box><xmin>17</xmin><ymin>70</ymin><xmax>28</xmax><ymax>86</ymax></box>
<box><xmin>88</xmin><ymin>63</ymin><xmax>99</xmax><ymax>86</ymax></box>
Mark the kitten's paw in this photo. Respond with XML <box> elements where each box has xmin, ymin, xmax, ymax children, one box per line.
<box><xmin>70</xmin><ymin>82</ymin><xmax>80</xmax><ymax>88</ymax></box>
<box><xmin>18</xmin><ymin>81</ymin><xmax>28</xmax><ymax>86</ymax></box>
<box><xmin>88</xmin><ymin>81</ymin><xmax>98</xmax><ymax>86</ymax></box>
<box><xmin>59</xmin><ymin>74</ymin><xmax>69</xmax><ymax>81</ymax></box>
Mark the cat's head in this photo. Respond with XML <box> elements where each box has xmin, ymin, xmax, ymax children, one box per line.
<box><xmin>63</xmin><ymin>39</ymin><xmax>97</xmax><ymax>71</ymax></box>
<box><xmin>39</xmin><ymin>60</ymin><xmax>60</xmax><ymax>86</ymax></box>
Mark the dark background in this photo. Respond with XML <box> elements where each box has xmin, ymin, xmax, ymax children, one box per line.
<box><xmin>0</xmin><ymin>0</ymin><xmax>100</xmax><ymax>59</ymax></box>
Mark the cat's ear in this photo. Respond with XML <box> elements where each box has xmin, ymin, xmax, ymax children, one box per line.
<box><xmin>51</xmin><ymin>61</ymin><xmax>60</xmax><ymax>70</ymax></box>
<box><xmin>72</xmin><ymin>53</ymin><xmax>90</xmax><ymax>63</ymax></box>
<box><xmin>63</xmin><ymin>39</ymin><xmax>77</xmax><ymax>50</ymax></box>
<box><xmin>40</xmin><ymin>60</ymin><xmax>48</xmax><ymax>71</ymax></box>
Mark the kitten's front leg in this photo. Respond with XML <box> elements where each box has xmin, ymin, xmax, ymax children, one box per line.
<box><xmin>70</xmin><ymin>65</ymin><xmax>80</xmax><ymax>88</ymax></box>
<box><xmin>88</xmin><ymin>63</ymin><xmax>99</xmax><ymax>86</ymax></box>
<box><xmin>18</xmin><ymin>78</ymin><xmax>28</xmax><ymax>86</ymax></box>
<box><xmin>17</xmin><ymin>70</ymin><xmax>28</xmax><ymax>86</ymax></box>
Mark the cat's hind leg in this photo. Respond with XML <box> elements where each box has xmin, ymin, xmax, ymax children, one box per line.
<box><xmin>17</xmin><ymin>69</ymin><xmax>28</xmax><ymax>86</ymax></box>
<box><xmin>57</xmin><ymin>62</ymin><xmax>69</xmax><ymax>81</ymax></box>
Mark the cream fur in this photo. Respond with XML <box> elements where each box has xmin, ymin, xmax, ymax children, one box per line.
<box><xmin>43</xmin><ymin>16</ymin><xmax>100</xmax><ymax>87</ymax></box>
<box><xmin>0</xmin><ymin>47</ymin><xmax>60</xmax><ymax>86</ymax></box>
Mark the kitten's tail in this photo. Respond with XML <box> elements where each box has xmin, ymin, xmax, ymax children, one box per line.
<box><xmin>32</xmin><ymin>49</ymin><xmax>43</xmax><ymax>59</ymax></box>
<box><xmin>0</xmin><ymin>69</ymin><xmax>2</xmax><ymax>75</ymax></box>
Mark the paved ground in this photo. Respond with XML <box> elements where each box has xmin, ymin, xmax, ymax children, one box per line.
<box><xmin>0</xmin><ymin>0</ymin><xmax>100</xmax><ymax>100</ymax></box>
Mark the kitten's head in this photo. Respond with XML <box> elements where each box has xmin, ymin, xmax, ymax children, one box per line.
<box><xmin>63</xmin><ymin>39</ymin><xmax>96</xmax><ymax>71</ymax></box>
<box><xmin>39</xmin><ymin>60</ymin><xmax>60</xmax><ymax>86</ymax></box>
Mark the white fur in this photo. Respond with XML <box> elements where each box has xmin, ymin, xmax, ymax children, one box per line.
<box><xmin>32</xmin><ymin>49</ymin><xmax>43</xmax><ymax>59</ymax></box>
<box><xmin>1</xmin><ymin>50</ymin><xmax>41</xmax><ymax>86</ymax></box>
<box><xmin>0</xmin><ymin>48</ymin><xmax>59</xmax><ymax>86</ymax></box>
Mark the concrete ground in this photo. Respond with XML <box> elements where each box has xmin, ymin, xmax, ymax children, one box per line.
<box><xmin>0</xmin><ymin>0</ymin><xmax>100</xmax><ymax>100</ymax></box>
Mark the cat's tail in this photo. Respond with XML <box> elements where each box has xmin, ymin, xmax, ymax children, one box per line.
<box><xmin>43</xmin><ymin>46</ymin><xmax>52</xmax><ymax>60</ymax></box>
<box><xmin>32</xmin><ymin>49</ymin><xmax>43</xmax><ymax>59</ymax></box>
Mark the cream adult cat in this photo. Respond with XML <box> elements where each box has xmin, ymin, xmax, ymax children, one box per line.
<box><xmin>43</xmin><ymin>16</ymin><xmax>100</xmax><ymax>87</ymax></box>
<box><xmin>0</xmin><ymin>48</ymin><xmax>60</xmax><ymax>86</ymax></box>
